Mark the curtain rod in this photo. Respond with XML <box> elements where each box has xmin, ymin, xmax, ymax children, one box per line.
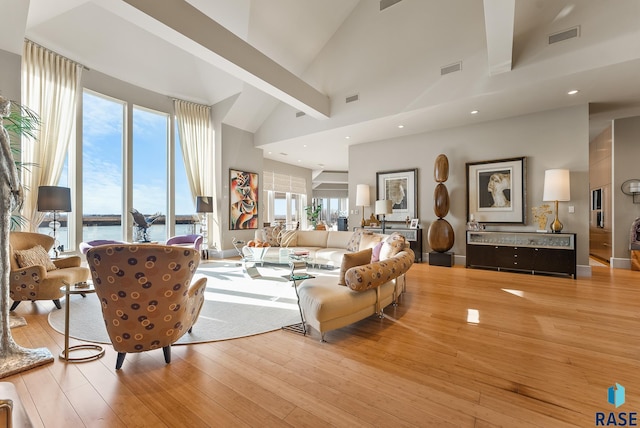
<box><xmin>24</xmin><ymin>38</ymin><xmax>90</xmax><ymax>71</ymax></box>
<box><xmin>171</xmin><ymin>97</ymin><xmax>212</xmax><ymax>108</ymax></box>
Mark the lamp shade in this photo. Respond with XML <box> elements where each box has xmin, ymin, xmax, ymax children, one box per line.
<box><xmin>355</xmin><ymin>184</ymin><xmax>370</xmax><ymax>207</ymax></box>
<box><xmin>375</xmin><ymin>199</ymin><xmax>393</xmax><ymax>215</ymax></box>
<box><xmin>542</xmin><ymin>169</ymin><xmax>571</xmax><ymax>202</ymax></box>
<box><xmin>37</xmin><ymin>186</ymin><xmax>71</xmax><ymax>212</ymax></box>
<box><xmin>196</xmin><ymin>196</ymin><xmax>214</xmax><ymax>213</ymax></box>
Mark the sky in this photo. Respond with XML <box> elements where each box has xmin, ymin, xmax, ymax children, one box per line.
<box><xmin>80</xmin><ymin>91</ymin><xmax>195</xmax><ymax>216</ymax></box>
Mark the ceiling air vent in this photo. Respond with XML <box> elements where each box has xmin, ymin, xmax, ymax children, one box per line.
<box><xmin>295</xmin><ymin>111</ymin><xmax>306</xmax><ymax>118</ymax></box>
<box><xmin>441</xmin><ymin>61</ymin><xmax>462</xmax><ymax>76</ymax></box>
<box><xmin>345</xmin><ymin>94</ymin><xmax>359</xmax><ymax>103</ymax></box>
<box><xmin>548</xmin><ymin>26</ymin><xmax>580</xmax><ymax>45</ymax></box>
<box><xmin>380</xmin><ymin>0</ymin><xmax>403</xmax><ymax>11</ymax></box>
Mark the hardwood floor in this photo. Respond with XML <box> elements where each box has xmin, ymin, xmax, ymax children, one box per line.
<box><xmin>5</xmin><ymin>262</ymin><xmax>640</xmax><ymax>427</ymax></box>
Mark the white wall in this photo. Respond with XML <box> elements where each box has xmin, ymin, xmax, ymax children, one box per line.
<box><xmin>612</xmin><ymin>116</ymin><xmax>640</xmax><ymax>264</ymax></box>
<box><xmin>219</xmin><ymin>124</ymin><xmax>263</xmax><ymax>251</ymax></box>
<box><xmin>350</xmin><ymin>105</ymin><xmax>591</xmax><ymax>267</ymax></box>
<box><xmin>0</xmin><ymin>49</ymin><xmax>20</xmax><ymax>101</ymax></box>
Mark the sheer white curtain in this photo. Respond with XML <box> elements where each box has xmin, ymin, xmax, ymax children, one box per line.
<box><xmin>21</xmin><ymin>40</ymin><xmax>82</xmax><ymax>231</ymax></box>
<box><xmin>174</xmin><ymin>99</ymin><xmax>217</xmax><ymax>248</ymax></box>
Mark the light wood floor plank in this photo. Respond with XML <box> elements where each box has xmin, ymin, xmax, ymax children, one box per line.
<box><xmin>4</xmin><ymin>263</ymin><xmax>640</xmax><ymax>427</ymax></box>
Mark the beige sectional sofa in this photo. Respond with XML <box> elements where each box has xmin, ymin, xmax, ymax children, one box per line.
<box><xmin>296</xmin><ymin>233</ymin><xmax>414</xmax><ymax>341</ymax></box>
<box><xmin>250</xmin><ymin>226</ymin><xmax>415</xmax><ymax>340</ymax></box>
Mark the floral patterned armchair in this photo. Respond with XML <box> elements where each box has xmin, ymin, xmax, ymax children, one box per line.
<box><xmin>9</xmin><ymin>232</ymin><xmax>89</xmax><ymax>311</ymax></box>
<box><xmin>86</xmin><ymin>244</ymin><xmax>207</xmax><ymax>369</ymax></box>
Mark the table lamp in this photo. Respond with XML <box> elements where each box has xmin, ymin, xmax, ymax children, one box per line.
<box><xmin>37</xmin><ymin>186</ymin><xmax>72</xmax><ymax>257</ymax></box>
<box><xmin>355</xmin><ymin>184</ymin><xmax>370</xmax><ymax>227</ymax></box>
<box><xmin>375</xmin><ymin>199</ymin><xmax>393</xmax><ymax>234</ymax></box>
<box><xmin>542</xmin><ymin>169</ymin><xmax>570</xmax><ymax>233</ymax></box>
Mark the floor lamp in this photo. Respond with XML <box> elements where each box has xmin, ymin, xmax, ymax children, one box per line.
<box><xmin>196</xmin><ymin>196</ymin><xmax>214</xmax><ymax>259</ymax></box>
<box><xmin>37</xmin><ymin>186</ymin><xmax>72</xmax><ymax>258</ymax></box>
<box><xmin>542</xmin><ymin>169</ymin><xmax>570</xmax><ymax>233</ymax></box>
<box><xmin>375</xmin><ymin>199</ymin><xmax>393</xmax><ymax>234</ymax></box>
<box><xmin>355</xmin><ymin>184</ymin><xmax>370</xmax><ymax>227</ymax></box>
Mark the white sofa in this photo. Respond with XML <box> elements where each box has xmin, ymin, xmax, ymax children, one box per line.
<box><xmin>249</xmin><ymin>227</ymin><xmax>415</xmax><ymax>340</ymax></box>
<box><xmin>296</xmin><ymin>234</ymin><xmax>415</xmax><ymax>341</ymax></box>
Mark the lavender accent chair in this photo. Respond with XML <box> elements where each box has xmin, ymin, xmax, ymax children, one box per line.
<box><xmin>79</xmin><ymin>240</ymin><xmax>128</xmax><ymax>255</ymax></box>
<box><xmin>166</xmin><ymin>234</ymin><xmax>203</xmax><ymax>251</ymax></box>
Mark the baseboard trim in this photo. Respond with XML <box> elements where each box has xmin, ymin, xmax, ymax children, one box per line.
<box><xmin>611</xmin><ymin>257</ymin><xmax>631</xmax><ymax>269</ymax></box>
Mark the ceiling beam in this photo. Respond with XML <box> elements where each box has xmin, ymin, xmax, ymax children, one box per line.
<box><xmin>120</xmin><ymin>0</ymin><xmax>330</xmax><ymax>118</ymax></box>
<box><xmin>483</xmin><ymin>0</ymin><xmax>514</xmax><ymax>75</ymax></box>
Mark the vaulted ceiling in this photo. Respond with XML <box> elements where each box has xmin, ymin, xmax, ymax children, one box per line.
<box><xmin>2</xmin><ymin>0</ymin><xmax>640</xmax><ymax>173</ymax></box>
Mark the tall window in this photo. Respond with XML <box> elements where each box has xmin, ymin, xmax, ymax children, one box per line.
<box><xmin>78</xmin><ymin>89</ymin><xmax>200</xmax><ymax>246</ymax></box>
<box><xmin>262</xmin><ymin>171</ymin><xmax>307</xmax><ymax>229</ymax></box>
<box><xmin>82</xmin><ymin>91</ymin><xmax>125</xmax><ymax>241</ymax></box>
<box><xmin>133</xmin><ymin>106</ymin><xmax>168</xmax><ymax>241</ymax></box>
<box><xmin>273</xmin><ymin>192</ymin><xmax>287</xmax><ymax>223</ymax></box>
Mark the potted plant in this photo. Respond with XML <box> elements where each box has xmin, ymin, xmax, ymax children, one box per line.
<box><xmin>304</xmin><ymin>203</ymin><xmax>322</xmax><ymax>229</ymax></box>
<box><xmin>4</xmin><ymin>100</ymin><xmax>39</xmax><ymax>230</ymax></box>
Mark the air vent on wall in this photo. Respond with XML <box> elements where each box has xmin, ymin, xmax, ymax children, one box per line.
<box><xmin>345</xmin><ymin>94</ymin><xmax>359</xmax><ymax>103</ymax></box>
<box><xmin>548</xmin><ymin>26</ymin><xmax>580</xmax><ymax>44</ymax></box>
<box><xmin>441</xmin><ymin>61</ymin><xmax>462</xmax><ymax>76</ymax></box>
<box><xmin>380</xmin><ymin>0</ymin><xmax>403</xmax><ymax>11</ymax></box>
<box><xmin>295</xmin><ymin>111</ymin><xmax>306</xmax><ymax>118</ymax></box>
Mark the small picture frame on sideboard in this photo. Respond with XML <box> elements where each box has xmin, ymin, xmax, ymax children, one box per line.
<box><xmin>409</xmin><ymin>218</ymin><xmax>419</xmax><ymax>229</ymax></box>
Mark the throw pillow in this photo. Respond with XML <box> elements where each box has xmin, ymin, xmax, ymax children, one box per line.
<box><xmin>371</xmin><ymin>241</ymin><xmax>384</xmax><ymax>262</ymax></box>
<box><xmin>379</xmin><ymin>232</ymin><xmax>406</xmax><ymax>261</ymax></box>
<box><xmin>346</xmin><ymin>229</ymin><xmax>365</xmax><ymax>252</ymax></box>
<box><xmin>359</xmin><ymin>233</ymin><xmax>384</xmax><ymax>251</ymax></box>
<box><xmin>15</xmin><ymin>245</ymin><xmax>58</xmax><ymax>271</ymax></box>
<box><xmin>338</xmin><ymin>248</ymin><xmax>372</xmax><ymax>286</ymax></box>
<box><xmin>280</xmin><ymin>230</ymin><xmax>298</xmax><ymax>247</ymax></box>
<box><xmin>263</xmin><ymin>225</ymin><xmax>283</xmax><ymax>247</ymax></box>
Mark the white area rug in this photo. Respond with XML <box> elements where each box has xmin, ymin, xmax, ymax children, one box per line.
<box><xmin>48</xmin><ymin>260</ymin><xmax>317</xmax><ymax>344</ymax></box>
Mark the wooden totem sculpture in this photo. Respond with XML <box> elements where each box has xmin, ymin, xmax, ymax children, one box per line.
<box><xmin>427</xmin><ymin>154</ymin><xmax>454</xmax><ymax>264</ymax></box>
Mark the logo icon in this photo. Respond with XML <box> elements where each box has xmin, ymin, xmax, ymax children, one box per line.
<box><xmin>608</xmin><ymin>383</ymin><xmax>625</xmax><ymax>408</ymax></box>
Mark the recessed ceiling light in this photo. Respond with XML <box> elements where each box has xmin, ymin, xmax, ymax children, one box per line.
<box><xmin>345</xmin><ymin>136</ymin><xmax>351</xmax><ymax>139</ymax></box>
<box><xmin>398</xmin><ymin>125</ymin><xmax>404</xmax><ymax>129</ymax></box>
<box><xmin>568</xmin><ymin>89</ymin><xmax>579</xmax><ymax>95</ymax></box>
<box><xmin>303</xmin><ymin>144</ymin><xmax>307</xmax><ymax>148</ymax></box>
<box><xmin>471</xmin><ymin>110</ymin><xmax>479</xmax><ymax>115</ymax></box>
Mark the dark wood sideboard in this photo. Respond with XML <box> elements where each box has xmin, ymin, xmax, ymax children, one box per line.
<box><xmin>466</xmin><ymin>231</ymin><xmax>576</xmax><ymax>279</ymax></box>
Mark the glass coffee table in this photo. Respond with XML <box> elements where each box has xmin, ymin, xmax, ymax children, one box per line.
<box><xmin>241</xmin><ymin>247</ymin><xmax>314</xmax><ymax>279</ymax></box>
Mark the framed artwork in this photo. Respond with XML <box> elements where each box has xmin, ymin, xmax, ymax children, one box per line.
<box><xmin>466</xmin><ymin>157</ymin><xmax>526</xmax><ymax>224</ymax></box>
<box><xmin>376</xmin><ymin>168</ymin><xmax>418</xmax><ymax>222</ymax></box>
<box><xmin>229</xmin><ymin>168</ymin><xmax>259</xmax><ymax>230</ymax></box>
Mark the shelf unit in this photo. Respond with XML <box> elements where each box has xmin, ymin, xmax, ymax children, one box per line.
<box><xmin>466</xmin><ymin>231</ymin><xmax>576</xmax><ymax>279</ymax></box>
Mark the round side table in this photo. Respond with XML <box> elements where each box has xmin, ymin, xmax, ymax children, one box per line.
<box><xmin>59</xmin><ymin>281</ymin><xmax>105</xmax><ymax>362</ymax></box>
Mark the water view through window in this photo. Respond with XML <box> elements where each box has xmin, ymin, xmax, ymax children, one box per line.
<box><xmin>40</xmin><ymin>90</ymin><xmax>197</xmax><ymax>249</ymax></box>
